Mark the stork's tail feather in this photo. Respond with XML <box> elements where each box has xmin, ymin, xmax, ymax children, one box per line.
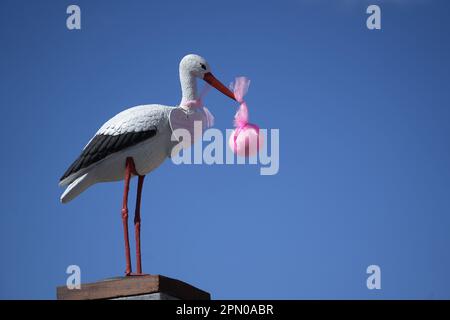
<box><xmin>60</xmin><ymin>173</ymin><xmax>93</xmax><ymax>203</ymax></box>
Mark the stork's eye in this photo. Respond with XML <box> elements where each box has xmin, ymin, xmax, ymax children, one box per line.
<box><xmin>200</xmin><ymin>63</ymin><xmax>207</xmax><ymax>70</ymax></box>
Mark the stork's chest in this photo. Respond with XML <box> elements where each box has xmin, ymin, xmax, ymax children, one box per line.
<box><xmin>169</xmin><ymin>107</ymin><xmax>213</xmax><ymax>146</ymax></box>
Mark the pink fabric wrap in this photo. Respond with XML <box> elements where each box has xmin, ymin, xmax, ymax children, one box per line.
<box><xmin>229</xmin><ymin>77</ymin><xmax>262</xmax><ymax>157</ymax></box>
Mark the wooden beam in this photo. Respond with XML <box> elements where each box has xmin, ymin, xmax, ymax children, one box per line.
<box><xmin>57</xmin><ymin>275</ymin><xmax>210</xmax><ymax>300</ymax></box>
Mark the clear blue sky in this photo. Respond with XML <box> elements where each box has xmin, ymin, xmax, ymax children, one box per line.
<box><xmin>1</xmin><ymin>0</ymin><xmax>450</xmax><ymax>299</ymax></box>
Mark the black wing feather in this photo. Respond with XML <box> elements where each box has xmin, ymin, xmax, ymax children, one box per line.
<box><xmin>60</xmin><ymin>128</ymin><xmax>157</xmax><ymax>182</ymax></box>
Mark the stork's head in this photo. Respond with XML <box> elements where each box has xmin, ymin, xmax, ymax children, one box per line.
<box><xmin>180</xmin><ymin>54</ymin><xmax>236</xmax><ymax>101</ymax></box>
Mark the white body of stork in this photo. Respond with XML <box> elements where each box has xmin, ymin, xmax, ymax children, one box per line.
<box><xmin>59</xmin><ymin>54</ymin><xmax>235</xmax><ymax>203</ymax></box>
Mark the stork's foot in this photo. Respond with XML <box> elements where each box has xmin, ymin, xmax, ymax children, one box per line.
<box><xmin>127</xmin><ymin>272</ymin><xmax>150</xmax><ymax>277</ymax></box>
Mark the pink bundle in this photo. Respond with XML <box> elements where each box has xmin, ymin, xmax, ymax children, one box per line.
<box><xmin>229</xmin><ymin>77</ymin><xmax>262</xmax><ymax>157</ymax></box>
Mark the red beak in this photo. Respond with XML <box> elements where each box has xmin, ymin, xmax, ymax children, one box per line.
<box><xmin>203</xmin><ymin>72</ymin><xmax>236</xmax><ymax>101</ymax></box>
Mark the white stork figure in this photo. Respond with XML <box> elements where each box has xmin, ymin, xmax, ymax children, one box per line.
<box><xmin>59</xmin><ymin>54</ymin><xmax>236</xmax><ymax>275</ymax></box>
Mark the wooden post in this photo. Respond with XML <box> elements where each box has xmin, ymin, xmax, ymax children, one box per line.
<box><xmin>57</xmin><ymin>275</ymin><xmax>210</xmax><ymax>300</ymax></box>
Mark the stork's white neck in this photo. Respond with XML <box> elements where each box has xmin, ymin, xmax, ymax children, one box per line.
<box><xmin>179</xmin><ymin>69</ymin><xmax>198</xmax><ymax>108</ymax></box>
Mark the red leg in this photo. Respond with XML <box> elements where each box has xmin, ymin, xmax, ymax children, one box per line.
<box><xmin>134</xmin><ymin>175</ymin><xmax>145</xmax><ymax>274</ymax></box>
<box><xmin>121</xmin><ymin>157</ymin><xmax>134</xmax><ymax>276</ymax></box>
